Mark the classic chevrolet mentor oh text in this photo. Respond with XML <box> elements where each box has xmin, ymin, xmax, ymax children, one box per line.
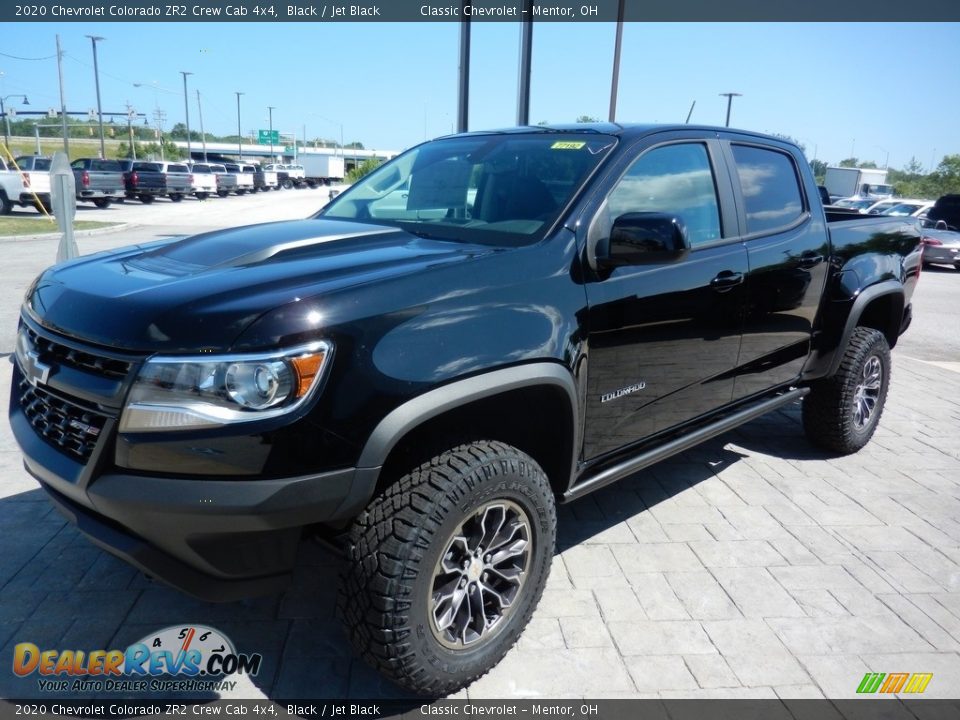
<box><xmin>10</xmin><ymin>124</ymin><xmax>922</xmax><ymax>693</ymax></box>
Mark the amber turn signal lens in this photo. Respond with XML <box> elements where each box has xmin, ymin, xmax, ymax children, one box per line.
<box><xmin>291</xmin><ymin>351</ymin><xmax>326</xmax><ymax>398</ymax></box>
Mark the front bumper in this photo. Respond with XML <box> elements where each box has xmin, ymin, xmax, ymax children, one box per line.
<box><xmin>9</xmin><ymin>341</ymin><xmax>376</xmax><ymax>601</ymax></box>
<box><xmin>30</xmin><ymin>463</ymin><xmax>361</xmax><ymax>602</ymax></box>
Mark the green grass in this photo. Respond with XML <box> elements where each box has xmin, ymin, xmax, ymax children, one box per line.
<box><xmin>0</xmin><ymin>217</ymin><xmax>117</xmax><ymax>237</ymax></box>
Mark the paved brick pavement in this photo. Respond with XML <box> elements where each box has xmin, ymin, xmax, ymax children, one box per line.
<box><xmin>2</xmin><ymin>350</ymin><xmax>959</xmax><ymax>701</ymax></box>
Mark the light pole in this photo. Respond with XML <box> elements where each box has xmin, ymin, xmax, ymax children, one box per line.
<box><xmin>135</xmin><ymin>81</ymin><xmax>176</xmax><ymax>159</ymax></box>
<box><xmin>267</xmin><ymin>105</ymin><xmax>275</xmax><ymax>160</ymax></box>
<box><xmin>719</xmin><ymin>92</ymin><xmax>741</xmax><ymax>128</ymax></box>
<box><xmin>876</xmin><ymin>145</ymin><xmax>889</xmax><ymax>169</ymax></box>
<box><xmin>86</xmin><ymin>35</ymin><xmax>106</xmax><ymax>158</ymax></box>
<box><xmin>235</xmin><ymin>92</ymin><xmax>244</xmax><ymax>159</ymax></box>
<box><xmin>1</xmin><ymin>94</ymin><xmax>29</xmax><ymax>151</ymax></box>
<box><xmin>125</xmin><ymin>102</ymin><xmax>137</xmax><ymax>159</ymax></box>
<box><xmin>180</xmin><ymin>71</ymin><xmax>193</xmax><ymax>162</ymax></box>
<box><xmin>310</xmin><ymin>114</ymin><xmax>343</xmax><ymax>158</ymax></box>
<box><xmin>196</xmin><ymin>90</ymin><xmax>207</xmax><ymax>162</ymax></box>
<box><xmin>608</xmin><ymin>0</ymin><xmax>625</xmax><ymax>122</ymax></box>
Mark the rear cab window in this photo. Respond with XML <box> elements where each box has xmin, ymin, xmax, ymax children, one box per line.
<box><xmin>730</xmin><ymin>144</ymin><xmax>805</xmax><ymax>236</ymax></box>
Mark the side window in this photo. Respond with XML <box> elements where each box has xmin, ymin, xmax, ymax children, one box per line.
<box><xmin>606</xmin><ymin>143</ymin><xmax>721</xmax><ymax>247</ymax></box>
<box><xmin>731</xmin><ymin>145</ymin><xmax>804</xmax><ymax>235</ymax></box>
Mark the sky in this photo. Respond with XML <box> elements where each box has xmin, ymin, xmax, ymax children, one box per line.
<box><xmin>2</xmin><ymin>21</ymin><xmax>958</xmax><ymax>170</ymax></box>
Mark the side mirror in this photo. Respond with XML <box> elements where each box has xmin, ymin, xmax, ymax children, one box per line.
<box><xmin>597</xmin><ymin>213</ymin><xmax>691</xmax><ymax>269</ymax></box>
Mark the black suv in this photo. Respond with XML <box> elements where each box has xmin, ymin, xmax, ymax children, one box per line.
<box><xmin>926</xmin><ymin>193</ymin><xmax>960</xmax><ymax>230</ymax></box>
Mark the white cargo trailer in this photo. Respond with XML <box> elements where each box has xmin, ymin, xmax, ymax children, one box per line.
<box><xmin>298</xmin><ymin>155</ymin><xmax>345</xmax><ymax>186</ymax></box>
<box><xmin>824</xmin><ymin>167</ymin><xmax>893</xmax><ymax>200</ymax></box>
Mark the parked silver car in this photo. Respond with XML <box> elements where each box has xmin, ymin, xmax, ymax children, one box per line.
<box><xmin>921</xmin><ymin>224</ymin><xmax>960</xmax><ymax>268</ymax></box>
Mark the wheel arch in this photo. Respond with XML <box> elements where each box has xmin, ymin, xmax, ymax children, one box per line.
<box><xmin>830</xmin><ymin>280</ymin><xmax>904</xmax><ymax>376</ymax></box>
<box><xmin>347</xmin><ymin>363</ymin><xmax>579</xmax><ymax>514</ymax></box>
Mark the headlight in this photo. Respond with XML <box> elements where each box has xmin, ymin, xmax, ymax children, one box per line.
<box><xmin>119</xmin><ymin>341</ymin><xmax>331</xmax><ymax>432</ymax></box>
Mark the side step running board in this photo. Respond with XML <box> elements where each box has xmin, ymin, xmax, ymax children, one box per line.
<box><xmin>563</xmin><ymin>387</ymin><xmax>809</xmax><ymax>503</ymax></box>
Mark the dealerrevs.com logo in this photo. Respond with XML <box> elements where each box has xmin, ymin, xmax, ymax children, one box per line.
<box><xmin>12</xmin><ymin>625</ymin><xmax>262</xmax><ymax>693</ymax></box>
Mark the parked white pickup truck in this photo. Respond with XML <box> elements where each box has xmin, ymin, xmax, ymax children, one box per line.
<box><xmin>0</xmin><ymin>156</ymin><xmax>52</xmax><ymax>213</ymax></box>
<box><xmin>0</xmin><ymin>157</ymin><xmax>25</xmax><ymax>214</ymax></box>
<box><xmin>187</xmin><ymin>163</ymin><xmax>218</xmax><ymax>200</ymax></box>
<box><xmin>224</xmin><ymin>163</ymin><xmax>254</xmax><ymax>195</ymax></box>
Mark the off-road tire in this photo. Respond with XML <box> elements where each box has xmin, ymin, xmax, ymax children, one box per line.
<box><xmin>803</xmin><ymin>327</ymin><xmax>890</xmax><ymax>454</ymax></box>
<box><xmin>339</xmin><ymin>440</ymin><xmax>556</xmax><ymax>696</ymax></box>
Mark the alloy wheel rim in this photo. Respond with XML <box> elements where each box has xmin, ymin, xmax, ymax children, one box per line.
<box><xmin>852</xmin><ymin>355</ymin><xmax>883</xmax><ymax>429</ymax></box>
<box><xmin>429</xmin><ymin>500</ymin><xmax>532</xmax><ymax>650</ymax></box>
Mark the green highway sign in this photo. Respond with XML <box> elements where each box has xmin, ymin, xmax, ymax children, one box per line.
<box><xmin>258</xmin><ymin>129</ymin><xmax>279</xmax><ymax>144</ymax></box>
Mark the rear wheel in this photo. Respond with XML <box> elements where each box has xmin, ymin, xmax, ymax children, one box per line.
<box><xmin>139</xmin><ymin>194</ymin><xmax>154</xmax><ymax>204</ymax></box>
<box><xmin>340</xmin><ymin>440</ymin><xmax>555</xmax><ymax>695</ymax></box>
<box><xmin>217</xmin><ymin>190</ymin><xmax>229</xmax><ymax>198</ymax></box>
<box><xmin>803</xmin><ymin>327</ymin><xmax>890</xmax><ymax>454</ymax></box>
<box><xmin>169</xmin><ymin>194</ymin><xmax>183</xmax><ymax>202</ymax></box>
<box><xmin>93</xmin><ymin>198</ymin><xmax>111</xmax><ymax>208</ymax></box>
<box><xmin>196</xmin><ymin>192</ymin><xmax>209</xmax><ymax>201</ymax></box>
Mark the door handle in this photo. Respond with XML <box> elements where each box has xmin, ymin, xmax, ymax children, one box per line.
<box><xmin>797</xmin><ymin>252</ymin><xmax>824</xmax><ymax>269</ymax></box>
<box><xmin>710</xmin><ymin>271</ymin><xmax>744</xmax><ymax>293</ymax></box>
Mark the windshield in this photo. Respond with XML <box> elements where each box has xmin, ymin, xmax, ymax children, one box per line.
<box><xmin>318</xmin><ymin>133</ymin><xmax>617</xmax><ymax>246</ymax></box>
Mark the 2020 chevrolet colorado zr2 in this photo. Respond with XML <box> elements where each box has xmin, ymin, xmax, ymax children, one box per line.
<box><xmin>10</xmin><ymin>124</ymin><xmax>922</xmax><ymax>694</ymax></box>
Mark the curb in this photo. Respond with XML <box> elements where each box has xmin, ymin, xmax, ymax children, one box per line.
<box><xmin>1</xmin><ymin>222</ymin><xmax>134</xmax><ymax>242</ymax></box>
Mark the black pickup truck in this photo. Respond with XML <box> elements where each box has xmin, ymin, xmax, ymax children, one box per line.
<box><xmin>9</xmin><ymin>125</ymin><xmax>921</xmax><ymax>695</ymax></box>
<box><xmin>120</xmin><ymin>160</ymin><xmax>192</xmax><ymax>203</ymax></box>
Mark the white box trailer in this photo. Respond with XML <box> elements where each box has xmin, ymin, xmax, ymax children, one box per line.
<box><xmin>298</xmin><ymin>155</ymin><xmax>345</xmax><ymax>186</ymax></box>
<box><xmin>824</xmin><ymin>167</ymin><xmax>893</xmax><ymax>200</ymax></box>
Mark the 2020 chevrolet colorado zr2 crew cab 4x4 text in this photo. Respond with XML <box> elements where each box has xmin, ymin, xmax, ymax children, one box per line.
<box><xmin>10</xmin><ymin>124</ymin><xmax>922</xmax><ymax>694</ymax></box>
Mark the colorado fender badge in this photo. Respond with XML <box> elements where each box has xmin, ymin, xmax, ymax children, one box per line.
<box><xmin>601</xmin><ymin>382</ymin><xmax>646</xmax><ymax>403</ymax></box>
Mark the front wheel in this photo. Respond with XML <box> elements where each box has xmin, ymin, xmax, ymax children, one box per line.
<box><xmin>803</xmin><ymin>327</ymin><xmax>891</xmax><ymax>454</ymax></box>
<box><xmin>339</xmin><ymin>440</ymin><xmax>556</xmax><ymax>695</ymax></box>
<box><xmin>0</xmin><ymin>191</ymin><xmax>12</xmax><ymax>215</ymax></box>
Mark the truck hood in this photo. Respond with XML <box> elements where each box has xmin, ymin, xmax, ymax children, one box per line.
<box><xmin>27</xmin><ymin>219</ymin><xmax>494</xmax><ymax>352</ymax></box>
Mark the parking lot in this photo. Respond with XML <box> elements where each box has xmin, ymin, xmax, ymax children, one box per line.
<box><xmin>1</xmin><ymin>191</ymin><xmax>959</xmax><ymax>701</ymax></box>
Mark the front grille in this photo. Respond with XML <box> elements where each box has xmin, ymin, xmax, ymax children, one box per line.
<box><xmin>26</xmin><ymin>327</ymin><xmax>131</xmax><ymax>380</ymax></box>
<box><xmin>18</xmin><ymin>377</ymin><xmax>109</xmax><ymax>462</ymax></box>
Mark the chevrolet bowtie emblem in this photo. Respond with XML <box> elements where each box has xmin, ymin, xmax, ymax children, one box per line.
<box><xmin>23</xmin><ymin>349</ymin><xmax>52</xmax><ymax>387</ymax></box>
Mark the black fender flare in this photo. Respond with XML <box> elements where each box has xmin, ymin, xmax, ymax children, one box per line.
<box><xmin>332</xmin><ymin>363</ymin><xmax>579</xmax><ymax>519</ymax></box>
<box><xmin>829</xmin><ymin>279</ymin><xmax>904</xmax><ymax>377</ymax></box>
